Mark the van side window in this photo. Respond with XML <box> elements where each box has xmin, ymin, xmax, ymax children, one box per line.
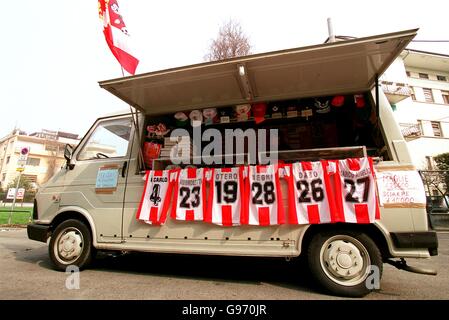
<box><xmin>77</xmin><ymin>117</ymin><xmax>132</xmax><ymax>160</ymax></box>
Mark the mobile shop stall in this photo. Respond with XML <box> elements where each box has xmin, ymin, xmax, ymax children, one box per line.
<box><xmin>28</xmin><ymin>29</ymin><xmax>438</xmax><ymax>297</ymax></box>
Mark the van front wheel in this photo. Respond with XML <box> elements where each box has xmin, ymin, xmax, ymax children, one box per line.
<box><xmin>49</xmin><ymin>219</ymin><xmax>94</xmax><ymax>271</ymax></box>
<box><xmin>307</xmin><ymin>230</ymin><xmax>382</xmax><ymax>297</ymax></box>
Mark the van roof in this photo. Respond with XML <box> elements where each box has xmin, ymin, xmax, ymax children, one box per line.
<box><xmin>99</xmin><ymin>29</ymin><xmax>417</xmax><ymax>116</ymax></box>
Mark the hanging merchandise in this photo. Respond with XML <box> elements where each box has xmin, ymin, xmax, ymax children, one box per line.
<box><xmin>218</xmin><ymin>107</ymin><xmax>232</xmax><ymax>123</ymax></box>
<box><xmin>286</xmin><ymin>104</ymin><xmax>298</xmax><ymax>118</ymax></box>
<box><xmin>189</xmin><ymin>110</ymin><xmax>203</xmax><ymax>127</ymax></box>
<box><xmin>155</xmin><ymin>123</ymin><xmax>170</xmax><ymax>137</ymax></box>
<box><xmin>136</xmin><ymin>169</ymin><xmax>179</xmax><ymax>225</ymax></box>
<box><xmin>268</xmin><ymin>103</ymin><xmax>284</xmax><ymax>119</ymax></box>
<box><xmin>174</xmin><ymin>112</ymin><xmax>189</xmax><ymax>127</ymax></box>
<box><xmin>284</xmin><ymin>161</ymin><xmax>338</xmax><ymax>224</ymax></box>
<box><xmin>332</xmin><ymin>157</ymin><xmax>380</xmax><ymax>223</ymax></box>
<box><xmin>203</xmin><ymin>108</ymin><xmax>218</xmax><ymax>125</ymax></box>
<box><xmin>243</xmin><ymin>164</ymin><xmax>285</xmax><ymax>226</ymax></box>
<box><xmin>314</xmin><ymin>98</ymin><xmax>331</xmax><ymax>114</ymax></box>
<box><xmin>354</xmin><ymin>94</ymin><xmax>371</xmax><ymax>122</ymax></box>
<box><xmin>235</xmin><ymin>104</ymin><xmax>251</xmax><ymax>121</ymax></box>
<box><xmin>331</xmin><ymin>95</ymin><xmax>345</xmax><ymax>107</ymax></box>
<box><xmin>354</xmin><ymin>94</ymin><xmax>366</xmax><ymax>108</ymax></box>
<box><xmin>252</xmin><ymin>102</ymin><xmax>267</xmax><ymax>124</ymax></box>
<box><xmin>171</xmin><ymin>167</ymin><xmax>207</xmax><ymax>221</ymax></box>
<box><xmin>143</xmin><ymin>141</ymin><xmax>161</xmax><ymax>169</ymax></box>
<box><xmin>300</xmin><ymin>105</ymin><xmax>313</xmax><ymax>120</ymax></box>
<box><xmin>204</xmin><ymin>167</ymin><xmax>246</xmax><ymax>226</ymax></box>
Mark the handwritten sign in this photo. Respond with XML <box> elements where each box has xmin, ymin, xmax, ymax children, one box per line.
<box><xmin>376</xmin><ymin>170</ymin><xmax>426</xmax><ymax>207</ymax></box>
<box><xmin>95</xmin><ymin>165</ymin><xmax>119</xmax><ymax>193</ymax></box>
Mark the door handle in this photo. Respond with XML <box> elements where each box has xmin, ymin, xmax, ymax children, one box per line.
<box><xmin>121</xmin><ymin>161</ymin><xmax>128</xmax><ymax>178</ymax></box>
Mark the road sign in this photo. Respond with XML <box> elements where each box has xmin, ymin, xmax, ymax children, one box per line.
<box><xmin>18</xmin><ymin>147</ymin><xmax>30</xmax><ymax>162</ymax></box>
<box><xmin>16</xmin><ymin>188</ymin><xmax>25</xmax><ymax>200</ymax></box>
<box><xmin>7</xmin><ymin>188</ymin><xmax>15</xmax><ymax>199</ymax></box>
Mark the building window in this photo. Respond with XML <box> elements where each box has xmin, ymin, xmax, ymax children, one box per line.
<box><xmin>26</xmin><ymin>157</ymin><xmax>40</xmax><ymax>166</ymax></box>
<box><xmin>431</xmin><ymin>121</ymin><xmax>442</xmax><ymax>137</ymax></box>
<box><xmin>419</xmin><ymin>73</ymin><xmax>429</xmax><ymax>79</ymax></box>
<box><xmin>437</xmin><ymin>75</ymin><xmax>447</xmax><ymax>81</ymax></box>
<box><xmin>6</xmin><ymin>156</ymin><xmax>10</xmax><ymax>164</ymax></box>
<box><xmin>406</xmin><ymin>71</ymin><xmax>411</xmax><ymax>77</ymax></box>
<box><xmin>442</xmin><ymin>91</ymin><xmax>449</xmax><ymax>104</ymax></box>
<box><xmin>410</xmin><ymin>87</ymin><xmax>416</xmax><ymax>101</ymax></box>
<box><xmin>423</xmin><ymin>88</ymin><xmax>434</xmax><ymax>103</ymax></box>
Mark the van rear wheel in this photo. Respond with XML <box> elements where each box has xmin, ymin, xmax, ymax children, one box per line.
<box><xmin>49</xmin><ymin>219</ymin><xmax>94</xmax><ymax>271</ymax></box>
<box><xmin>307</xmin><ymin>229</ymin><xmax>382</xmax><ymax>297</ymax></box>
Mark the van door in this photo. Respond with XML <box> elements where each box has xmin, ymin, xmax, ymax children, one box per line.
<box><xmin>60</xmin><ymin>115</ymin><xmax>133</xmax><ymax>243</ymax></box>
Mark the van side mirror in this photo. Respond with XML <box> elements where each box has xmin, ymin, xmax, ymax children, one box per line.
<box><xmin>64</xmin><ymin>144</ymin><xmax>75</xmax><ymax>170</ymax></box>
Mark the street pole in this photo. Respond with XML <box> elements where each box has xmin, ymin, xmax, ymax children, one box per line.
<box><xmin>8</xmin><ymin>171</ymin><xmax>21</xmax><ymax>225</ymax></box>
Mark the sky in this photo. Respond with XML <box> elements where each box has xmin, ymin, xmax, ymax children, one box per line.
<box><xmin>1</xmin><ymin>0</ymin><xmax>448</xmax><ymax>139</ymax></box>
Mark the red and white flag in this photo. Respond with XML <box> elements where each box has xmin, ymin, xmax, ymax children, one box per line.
<box><xmin>98</xmin><ymin>0</ymin><xmax>139</xmax><ymax>75</ymax></box>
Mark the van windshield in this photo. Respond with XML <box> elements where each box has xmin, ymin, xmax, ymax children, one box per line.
<box><xmin>78</xmin><ymin>117</ymin><xmax>132</xmax><ymax>160</ymax></box>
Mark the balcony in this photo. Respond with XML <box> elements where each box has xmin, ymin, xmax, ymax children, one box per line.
<box><xmin>381</xmin><ymin>81</ymin><xmax>412</xmax><ymax>104</ymax></box>
<box><xmin>400</xmin><ymin>123</ymin><xmax>422</xmax><ymax>140</ymax></box>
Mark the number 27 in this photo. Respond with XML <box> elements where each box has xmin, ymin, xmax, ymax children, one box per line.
<box><xmin>344</xmin><ymin>177</ymin><xmax>370</xmax><ymax>203</ymax></box>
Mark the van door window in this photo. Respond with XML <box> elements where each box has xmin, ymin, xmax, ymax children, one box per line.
<box><xmin>77</xmin><ymin>117</ymin><xmax>132</xmax><ymax>160</ymax></box>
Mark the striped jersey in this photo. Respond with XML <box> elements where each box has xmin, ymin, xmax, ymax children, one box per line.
<box><xmin>244</xmin><ymin>164</ymin><xmax>285</xmax><ymax>226</ymax></box>
<box><xmin>136</xmin><ymin>169</ymin><xmax>178</xmax><ymax>225</ymax></box>
<box><xmin>333</xmin><ymin>157</ymin><xmax>380</xmax><ymax>223</ymax></box>
<box><xmin>205</xmin><ymin>167</ymin><xmax>246</xmax><ymax>226</ymax></box>
<box><xmin>171</xmin><ymin>167</ymin><xmax>207</xmax><ymax>221</ymax></box>
<box><xmin>284</xmin><ymin>161</ymin><xmax>337</xmax><ymax>224</ymax></box>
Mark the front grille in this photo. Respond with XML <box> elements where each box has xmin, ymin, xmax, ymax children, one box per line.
<box><xmin>32</xmin><ymin>199</ymin><xmax>38</xmax><ymax>220</ymax></box>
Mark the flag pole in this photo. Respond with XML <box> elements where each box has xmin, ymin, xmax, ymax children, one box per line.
<box><xmin>121</xmin><ymin>67</ymin><xmax>146</xmax><ymax>173</ymax></box>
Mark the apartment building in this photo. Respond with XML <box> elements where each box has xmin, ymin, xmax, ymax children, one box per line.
<box><xmin>381</xmin><ymin>49</ymin><xmax>449</xmax><ymax>169</ymax></box>
<box><xmin>0</xmin><ymin>129</ymin><xmax>79</xmax><ymax>190</ymax></box>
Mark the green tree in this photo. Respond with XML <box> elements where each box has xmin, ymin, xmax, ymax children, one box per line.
<box><xmin>433</xmin><ymin>152</ymin><xmax>449</xmax><ymax>197</ymax></box>
<box><xmin>7</xmin><ymin>176</ymin><xmax>33</xmax><ymax>192</ymax></box>
<box><xmin>434</xmin><ymin>152</ymin><xmax>449</xmax><ymax>171</ymax></box>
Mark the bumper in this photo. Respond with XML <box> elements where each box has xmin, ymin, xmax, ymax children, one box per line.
<box><xmin>27</xmin><ymin>223</ymin><xmax>50</xmax><ymax>243</ymax></box>
<box><xmin>391</xmin><ymin>231</ymin><xmax>438</xmax><ymax>256</ymax></box>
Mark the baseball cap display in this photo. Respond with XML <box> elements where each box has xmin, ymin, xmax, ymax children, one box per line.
<box><xmin>252</xmin><ymin>102</ymin><xmax>267</xmax><ymax>124</ymax></box>
<box><xmin>354</xmin><ymin>94</ymin><xmax>366</xmax><ymax>108</ymax></box>
<box><xmin>331</xmin><ymin>95</ymin><xmax>345</xmax><ymax>107</ymax></box>
<box><xmin>314</xmin><ymin>98</ymin><xmax>331</xmax><ymax>114</ymax></box>
<box><xmin>174</xmin><ymin>112</ymin><xmax>189</xmax><ymax>127</ymax></box>
<box><xmin>235</xmin><ymin>104</ymin><xmax>251</xmax><ymax>121</ymax></box>
<box><xmin>203</xmin><ymin>108</ymin><xmax>218</xmax><ymax>125</ymax></box>
<box><xmin>189</xmin><ymin>110</ymin><xmax>203</xmax><ymax>127</ymax></box>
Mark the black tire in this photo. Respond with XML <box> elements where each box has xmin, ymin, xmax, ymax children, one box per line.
<box><xmin>49</xmin><ymin>219</ymin><xmax>94</xmax><ymax>271</ymax></box>
<box><xmin>307</xmin><ymin>229</ymin><xmax>383</xmax><ymax>297</ymax></box>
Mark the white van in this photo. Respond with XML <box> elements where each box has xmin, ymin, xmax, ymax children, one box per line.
<box><xmin>27</xmin><ymin>29</ymin><xmax>438</xmax><ymax>297</ymax></box>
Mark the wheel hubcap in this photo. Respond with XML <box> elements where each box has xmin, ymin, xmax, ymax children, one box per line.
<box><xmin>320</xmin><ymin>236</ymin><xmax>370</xmax><ymax>286</ymax></box>
<box><xmin>54</xmin><ymin>228</ymin><xmax>84</xmax><ymax>264</ymax></box>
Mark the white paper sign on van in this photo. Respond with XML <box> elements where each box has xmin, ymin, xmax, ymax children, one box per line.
<box><xmin>376</xmin><ymin>171</ymin><xmax>426</xmax><ymax>207</ymax></box>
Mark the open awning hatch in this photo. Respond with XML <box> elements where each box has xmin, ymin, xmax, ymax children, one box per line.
<box><xmin>99</xmin><ymin>29</ymin><xmax>418</xmax><ymax>115</ymax></box>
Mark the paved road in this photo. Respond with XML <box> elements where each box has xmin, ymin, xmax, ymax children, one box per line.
<box><xmin>1</xmin><ymin>228</ymin><xmax>448</xmax><ymax>300</ymax></box>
